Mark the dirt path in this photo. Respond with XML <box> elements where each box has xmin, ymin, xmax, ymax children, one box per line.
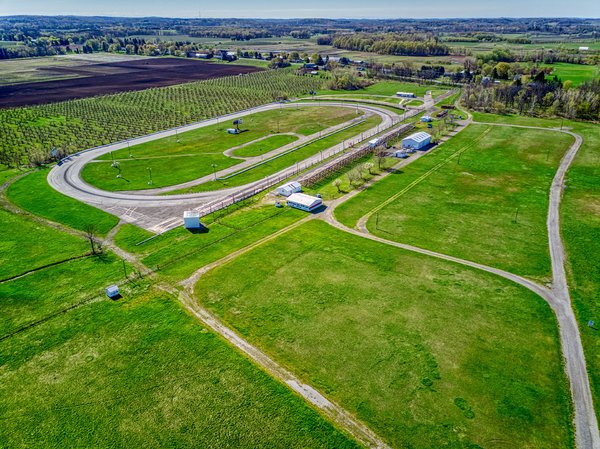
<box><xmin>176</xmin><ymin>214</ymin><xmax>392</xmax><ymax>448</ymax></box>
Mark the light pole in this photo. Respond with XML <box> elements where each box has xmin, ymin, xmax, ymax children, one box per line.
<box><xmin>128</xmin><ymin>141</ymin><xmax>132</xmax><ymax>158</ymax></box>
<box><xmin>211</xmin><ymin>164</ymin><xmax>218</xmax><ymax>180</ymax></box>
<box><xmin>146</xmin><ymin>167</ymin><xmax>153</xmax><ymax>185</ymax></box>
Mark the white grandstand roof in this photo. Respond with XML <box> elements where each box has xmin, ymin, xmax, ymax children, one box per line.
<box><xmin>404</xmin><ymin>131</ymin><xmax>431</xmax><ymax>143</ymax></box>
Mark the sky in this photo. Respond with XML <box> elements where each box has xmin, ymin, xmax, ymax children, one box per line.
<box><xmin>0</xmin><ymin>0</ymin><xmax>598</xmax><ymax>19</ymax></box>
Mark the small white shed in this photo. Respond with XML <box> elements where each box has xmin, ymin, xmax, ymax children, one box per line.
<box><xmin>183</xmin><ymin>210</ymin><xmax>201</xmax><ymax>229</ymax></box>
<box><xmin>227</xmin><ymin>128</ymin><xmax>240</xmax><ymax>134</ymax></box>
<box><xmin>402</xmin><ymin>132</ymin><xmax>431</xmax><ymax>150</ymax></box>
<box><xmin>277</xmin><ymin>181</ymin><xmax>302</xmax><ymax>197</ymax></box>
<box><xmin>396</xmin><ymin>92</ymin><xmax>416</xmax><ymax>98</ymax></box>
<box><xmin>420</xmin><ymin>116</ymin><xmax>433</xmax><ymax>123</ymax></box>
<box><xmin>286</xmin><ymin>193</ymin><xmax>323</xmax><ymax>212</ymax></box>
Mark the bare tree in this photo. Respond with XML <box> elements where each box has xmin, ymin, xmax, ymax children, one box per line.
<box><xmin>84</xmin><ymin>224</ymin><xmax>101</xmax><ymax>255</ymax></box>
<box><xmin>363</xmin><ymin>162</ymin><xmax>374</xmax><ymax>176</ymax></box>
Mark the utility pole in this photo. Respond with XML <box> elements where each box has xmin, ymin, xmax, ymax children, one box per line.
<box><xmin>211</xmin><ymin>164</ymin><xmax>218</xmax><ymax>180</ymax></box>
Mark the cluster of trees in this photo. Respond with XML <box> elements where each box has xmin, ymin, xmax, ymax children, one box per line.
<box><xmin>462</xmin><ymin>76</ymin><xmax>600</xmax><ymax>120</ymax></box>
<box><xmin>331</xmin><ymin>33</ymin><xmax>450</xmax><ymax>56</ymax></box>
<box><xmin>325</xmin><ymin>67</ymin><xmax>371</xmax><ymax>91</ymax></box>
<box><xmin>188</xmin><ymin>27</ymin><xmax>272</xmax><ymax>41</ymax></box>
<box><xmin>477</xmin><ymin>47</ymin><xmax>598</xmax><ymax>66</ymax></box>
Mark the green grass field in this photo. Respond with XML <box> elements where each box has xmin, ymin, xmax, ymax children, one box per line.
<box><xmin>7</xmin><ymin>169</ymin><xmax>119</xmax><ymax>235</ymax></box>
<box><xmin>0</xmin><ymin>285</ymin><xmax>359</xmax><ymax>448</ymax></box>
<box><xmin>336</xmin><ymin>123</ymin><xmax>572</xmax><ymax>280</ymax></box>
<box><xmin>167</xmin><ymin>114</ymin><xmax>382</xmax><ymax>194</ymax></box>
<box><xmin>232</xmin><ymin>134</ymin><xmax>299</xmax><ymax>158</ymax></box>
<box><xmin>466</xmin><ymin>110</ymin><xmax>600</xmax><ymax>430</ymax></box>
<box><xmin>81</xmin><ymin>106</ymin><xmax>359</xmax><ymax>191</ymax></box>
<box><xmin>317</xmin><ymin>80</ymin><xmax>447</xmax><ymax>98</ymax></box>
<box><xmin>542</xmin><ymin>62</ymin><xmax>600</xmax><ymax>86</ymax></box>
<box><xmin>196</xmin><ymin>220</ymin><xmax>573</xmax><ymax>449</ymax></box>
<box><xmin>0</xmin><ymin>207</ymin><xmax>90</xmax><ymax>281</ymax></box>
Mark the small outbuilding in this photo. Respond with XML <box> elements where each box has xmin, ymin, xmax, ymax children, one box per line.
<box><xmin>276</xmin><ymin>181</ymin><xmax>302</xmax><ymax>197</ymax></box>
<box><xmin>393</xmin><ymin>150</ymin><xmax>409</xmax><ymax>159</ymax></box>
<box><xmin>183</xmin><ymin>210</ymin><xmax>202</xmax><ymax>229</ymax></box>
<box><xmin>402</xmin><ymin>132</ymin><xmax>431</xmax><ymax>150</ymax></box>
<box><xmin>105</xmin><ymin>285</ymin><xmax>120</xmax><ymax>299</ymax></box>
<box><xmin>286</xmin><ymin>193</ymin><xmax>323</xmax><ymax>212</ymax></box>
<box><xmin>396</xmin><ymin>92</ymin><xmax>416</xmax><ymax>98</ymax></box>
<box><xmin>420</xmin><ymin>116</ymin><xmax>433</xmax><ymax>123</ymax></box>
<box><xmin>369</xmin><ymin>138</ymin><xmax>381</xmax><ymax>148</ymax></box>
<box><xmin>227</xmin><ymin>128</ymin><xmax>240</xmax><ymax>134</ymax></box>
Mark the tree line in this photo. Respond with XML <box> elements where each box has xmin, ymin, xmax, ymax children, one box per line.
<box><xmin>330</xmin><ymin>33</ymin><xmax>450</xmax><ymax>57</ymax></box>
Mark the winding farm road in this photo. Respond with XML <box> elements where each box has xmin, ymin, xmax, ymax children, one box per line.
<box><xmin>322</xmin><ymin>121</ymin><xmax>599</xmax><ymax>449</ymax></box>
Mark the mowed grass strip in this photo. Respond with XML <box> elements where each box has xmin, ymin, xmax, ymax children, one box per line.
<box><xmin>7</xmin><ymin>169</ymin><xmax>119</xmax><ymax>235</ymax></box>
<box><xmin>0</xmin><ymin>288</ymin><xmax>359</xmax><ymax>449</ymax></box>
<box><xmin>0</xmin><ymin>208</ymin><xmax>89</xmax><ymax>281</ymax></box>
<box><xmin>196</xmin><ymin>220</ymin><xmax>573</xmax><ymax>449</ymax></box>
<box><xmin>232</xmin><ymin>134</ymin><xmax>299</xmax><ymax>158</ymax></box>
<box><xmin>337</xmin><ymin>124</ymin><xmax>572</xmax><ymax>279</ymax></box>
<box><xmin>114</xmin><ymin>205</ymin><xmax>305</xmax><ymax>281</ymax></box>
<box><xmin>169</xmin><ymin>114</ymin><xmax>382</xmax><ymax>194</ymax></box>
<box><xmin>82</xmin><ymin>106</ymin><xmax>360</xmax><ymax>191</ymax></box>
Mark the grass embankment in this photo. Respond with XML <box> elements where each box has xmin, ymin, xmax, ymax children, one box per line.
<box><xmin>468</xmin><ymin>110</ymin><xmax>600</xmax><ymax>426</ymax></box>
<box><xmin>0</xmin><ymin>285</ymin><xmax>359</xmax><ymax>448</ymax></box>
<box><xmin>114</xmin><ymin>204</ymin><xmax>305</xmax><ymax>281</ymax></box>
<box><xmin>336</xmin><ymin>124</ymin><xmax>572</xmax><ymax>280</ymax></box>
<box><xmin>7</xmin><ymin>169</ymin><xmax>119</xmax><ymax>235</ymax></box>
<box><xmin>196</xmin><ymin>220</ymin><xmax>574</xmax><ymax>449</ymax></box>
<box><xmin>81</xmin><ymin>106</ymin><xmax>359</xmax><ymax>191</ymax></box>
<box><xmin>167</xmin><ymin>114</ymin><xmax>382</xmax><ymax>194</ymax></box>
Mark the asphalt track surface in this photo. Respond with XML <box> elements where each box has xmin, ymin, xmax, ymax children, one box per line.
<box><xmin>49</xmin><ymin>102</ymin><xmax>404</xmax><ymax>232</ymax></box>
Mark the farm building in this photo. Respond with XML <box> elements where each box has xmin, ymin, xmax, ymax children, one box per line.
<box><xmin>227</xmin><ymin>128</ymin><xmax>240</xmax><ymax>134</ymax></box>
<box><xmin>369</xmin><ymin>138</ymin><xmax>381</xmax><ymax>148</ymax></box>
<box><xmin>276</xmin><ymin>181</ymin><xmax>302</xmax><ymax>197</ymax></box>
<box><xmin>396</xmin><ymin>92</ymin><xmax>416</xmax><ymax>98</ymax></box>
<box><xmin>420</xmin><ymin>116</ymin><xmax>433</xmax><ymax>123</ymax></box>
<box><xmin>393</xmin><ymin>150</ymin><xmax>409</xmax><ymax>159</ymax></box>
<box><xmin>286</xmin><ymin>193</ymin><xmax>323</xmax><ymax>212</ymax></box>
<box><xmin>183</xmin><ymin>210</ymin><xmax>202</xmax><ymax>229</ymax></box>
<box><xmin>402</xmin><ymin>132</ymin><xmax>431</xmax><ymax>150</ymax></box>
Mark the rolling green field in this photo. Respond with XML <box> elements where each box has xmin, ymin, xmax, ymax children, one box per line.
<box><xmin>196</xmin><ymin>220</ymin><xmax>573</xmax><ymax>449</ymax></box>
<box><xmin>542</xmin><ymin>62</ymin><xmax>600</xmax><ymax>86</ymax></box>
<box><xmin>7</xmin><ymin>169</ymin><xmax>119</xmax><ymax>235</ymax></box>
<box><xmin>336</xmin><ymin>123</ymin><xmax>573</xmax><ymax>280</ymax></box>
<box><xmin>81</xmin><ymin>106</ymin><xmax>359</xmax><ymax>191</ymax></box>
<box><xmin>466</xmin><ymin>110</ymin><xmax>600</xmax><ymax>430</ymax></box>
<box><xmin>0</xmin><ymin>285</ymin><xmax>359</xmax><ymax>448</ymax></box>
